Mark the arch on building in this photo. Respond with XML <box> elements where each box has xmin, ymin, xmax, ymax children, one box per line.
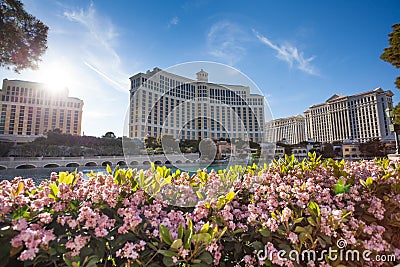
<box><xmin>175</xmin><ymin>160</ymin><xmax>183</xmax><ymax>164</ymax></box>
<box><xmin>85</xmin><ymin>162</ymin><xmax>97</xmax><ymax>167</ymax></box>
<box><xmin>117</xmin><ymin>161</ymin><xmax>127</xmax><ymax>166</ymax></box>
<box><xmin>44</xmin><ymin>163</ymin><xmax>60</xmax><ymax>168</ymax></box>
<box><xmin>102</xmin><ymin>161</ymin><xmax>112</xmax><ymax>167</ymax></box>
<box><xmin>185</xmin><ymin>160</ymin><xmax>192</xmax><ymax>164</ymax></box>
<box><xmin>66</xmin><ymin>162</ymin><xmax>80</xmax><ymax>167</ymax></box>
<box><xmin>154</xmin><ymin>160</ymin><xmax>162</xmax><ymax>165</ymax></box>
<box><xmin>165</xmin><ymin>160</ymin><xmax>172</xmax><ymax>165</ymax></box>
<box><xmin>16</xmin><ymin>164</ymin><xmax>36</xmax><ymax>169</ymax></box>
<box><xmin>130</xmin><ymin>161</ymin><xmax>139</xmax><ymax>166</ymax></box>
<box><xmin>142</xmin><ymin>160</ymin><xmax>151</xmax><ymax>165</ymax></box>
<box><xmin>0</xmin><ymin>165</ymin><xmax>7</xmax><ymax>170</ymax></box>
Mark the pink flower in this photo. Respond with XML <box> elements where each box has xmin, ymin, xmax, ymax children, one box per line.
<box><xmin>288</xmin><ymin>232</ymin><xmax>298</xmax><ymax>244</ymax></box>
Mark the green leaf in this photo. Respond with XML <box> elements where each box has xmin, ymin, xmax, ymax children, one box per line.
<box><xmin>293</xmin><ymin>217</ymin><xmax>304</xmax><ymax>224</ymax></box>
<box><xmin>162</xmin><ymin>255</ymin><xmax>176</xmax><ymax>267</ymax></box>
<box><xmin>170</xmin><ymin>239</ymin><xmax>183</xmax><ymax>250</ymax></box>
<box><xmin>225</xmin><ymin>191</ymin><xmax>235</xmax><ymax>202</ymax></box>
<box><xmin>106</xmin><ymin>164</ymin><xmax>112</xmax><ymax>175</ymax></box>
<box><xmin>299</xmin><ymin>232</ymin><xmax>313</xmax><ymax>244</ymax></box>
<box><xmin>59</xmin><ymin>172</ymin><xmax>74</xmax><ymax>185</ymax></box>
<box><xmin>366</xmin><ymin>177</ymin><xmax>373</xmax><ymax>186</ymax></box>
<box><xmin>192</xmin><ymin>263</ymin><xmax>210</xmax><ymax>267</ymax></box>
<box><xmin>294</xmin><ymin>226</ymin><xmax>306</xmax><ymax>233</ymax></box>
<box><xmin>113</xmin><ymin>165</ymin><xmax>120</xmax><ymax>178</ymax></box>
<box><xmin>198</xmin><ymin>252</ymin><xmax>213</xmax><ymax>264</ymax></box>
<box><xmin>183</xmin><ymin>229</ymin><xmax>193</xmax><ymax>249</ymax></box>
<box><xmin>159</xmin><ymin>225</ymin><xmax>173</xmax><ymax>245</ymax></box>
<box><xmin>200</xmin><ymin>222</ymin><xmax>210</xmax><ymax>233</ymax></box>
<box><xmin>192</xmin><ymin>233</ymin><xmax>211</xmax><ymax>244</ymax></box>
<box><xmin>49</xmin><ymin>183</ymin><xmax>59</xmax><ymax>197</ymax></box>
<box><xmin>178</xmin><ymin>224</ymin><xmax>184</xmax><ymax>240</ymax></box>
<box><xmin>259</xmin><ymin>228</ymin><xmax>271</xmax><ymax>237</ymax></box>
<box><xmin>158</xmin><ymin>250</ymin><xmax>178</xmax><ymax>257</ymax></box>
<box><xmin>307</xmin><ymin>216</ymin><xmax>317</xmax><ymax>226</ymax></box>
<box><xmin>308</xmin><ymin>201</ymin><xmax>321</xmax><ymax>217</ymax></box>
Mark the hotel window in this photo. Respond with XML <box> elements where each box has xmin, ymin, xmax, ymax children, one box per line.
<box><xmin>52</xmin><ymin>110</ymin><xmax>57</xmax><ymax>129</ymax></box>
<box><xmin>35</xmin><ymin>108</ymin><xmax>41</xmax><ymax>135</ymax></box>
<box><xmin>66</xmin><ymin>110</ymin><xmax>72</xmax><ymax>133</ymax></box>
<box><xmin>26</xmin><ymin>107</ymin><xmax>33</xmax><ymax>135</ymax></box>
<box><xmin>18</xmin><ymin>106</ymin><xmax>25</xmax><ymax>135</ymax></box>
<box><xmin>44</xmin><ymin>108</ymin><xmax>49</xmax><ymax>129</ymax></box>
<box><xmin>73</xmin><ymin>111</ymin><xmax>79</xmax><ymax>134</ymax></box>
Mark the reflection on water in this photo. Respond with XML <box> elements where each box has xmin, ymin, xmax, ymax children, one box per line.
<box><xmin>0</xmin><ymin>164</ymin><xmax>230</xmax><ymax>183</ymax></box>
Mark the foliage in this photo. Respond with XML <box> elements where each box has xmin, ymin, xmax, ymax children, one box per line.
<box><xmin>381</xmin><ymin>23</ymin><xmax>400</xmax><ymax>89</ymax></box>
<box><xmin>1</xmin><ymin>155</ymin><xmax>400</xmax><ymax>266</ymax></box>
<box><xmin>360</xmin><ymin>138</ymin><xmax>387</xmax><ymax>158</ymax></box>
<box><xmin>321</xmin><ymin>143</ymin><xmax>336</xmax><ymax>159</ymax></box>
<box><xmin>394</xmin><ymin>103</ymin><xmax>400</xmax><ymax>126</ymax></box>
<box><xmin>6</xmin><ymin>130</ymin><xmax>124</xmax><ymax>157</ymax></box>
<box><xmin>0</xmin><ymin>0</ymin><xmax>48</xmax><ymax>72</ymax></box>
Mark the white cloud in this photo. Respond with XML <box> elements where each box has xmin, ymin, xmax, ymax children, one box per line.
<box><xmin>168</xmin><ymin>16</ymin><xmax>179</xmax><ymax>27</ymax></box>
<box><xmin>63</xmin><ymin>3</ymin><xmax>129</xmax><ymax>92</ymax></box>
<box><xmin>207</xmin><ymin>21</ymin><xmax>247</xmax><ymax>65</ymax></box>
<box><xmin>253</xmin><ymin>29</ymin><xmax>318</xmax><ymax>75</ymax></box>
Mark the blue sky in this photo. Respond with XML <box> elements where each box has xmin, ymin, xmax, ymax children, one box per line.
<box><xmin>1</xmin><ymin>0</ymin><xmax>399</xmax><ymax>137</ymax></box>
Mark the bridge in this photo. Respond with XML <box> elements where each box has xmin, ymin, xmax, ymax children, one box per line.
<box><xmin>0</xmin><ymin>153</ymin><xmax>200</xmax><ymax>170</ymax></box>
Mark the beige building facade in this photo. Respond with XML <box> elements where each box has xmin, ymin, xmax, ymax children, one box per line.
<box><xmin>304</xmin><ymin>88</ymin><xmax>394</xmax><ymax>143</ymax></box>
<box><xmin>266</xmin><ymin>114</ymin><xmax>306</xmax><ymax>145</ymax></box>
<box><xmin>0</xmin><ymin>79</ymin><xmax>83</xmax><ymax>142</ymax></box>
<box><xmin>129</xmin><ymin>68</ymin><xmax>265</xmax><ymax>143</ymax></box>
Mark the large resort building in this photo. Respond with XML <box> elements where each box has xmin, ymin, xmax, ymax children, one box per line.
<box><xmin>129</xmin><ymin>68</ymin><xmax>265</xmax><ymax>143</ymax></box>
<box><xmin>266</xmin><ymin>114</ymin><xmax>306</xmax><ymax>145</ymax></box>
<box><xmin>304</xmin><ymin>88</ymin><xmax>394</xmax><ymax>143</ymax></box>
<box><xmin>0</xmin><ymin>79</ymin><xmax>84</xmax><ymax>143</ymax></box>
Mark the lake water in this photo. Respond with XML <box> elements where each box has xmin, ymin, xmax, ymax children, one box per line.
<box><xmin>0</xmin><ymin>163</ymin><xmax>231</xmax><ymax>184</ymax></box>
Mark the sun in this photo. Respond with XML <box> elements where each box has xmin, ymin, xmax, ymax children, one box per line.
<box><xmin>37</xmin><ymin>62</ymin><xmax>72</xmax><ymax>93</ymax></box>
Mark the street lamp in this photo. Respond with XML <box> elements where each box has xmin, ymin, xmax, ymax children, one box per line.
<box><xmin>385</xmin><ymin>107</ymin><xmax>399</xmax><ymax>154</ymax></box>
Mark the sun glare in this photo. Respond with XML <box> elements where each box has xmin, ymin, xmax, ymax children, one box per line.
<box><xmin>37</xmin><ymin>63</ymin><xmax>71</xmax><ymax>93</ymax></box>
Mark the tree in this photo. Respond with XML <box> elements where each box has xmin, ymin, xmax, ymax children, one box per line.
<box><xmin>381</xmin><ymin>23</ymin><xmax>400</xmax><ymax>89</ymax></box>
<box><xmin>322</xmin><ymin>143</ymin><xmax>335</xmax><ymax>159</ymax></box>
<box><xmin>0</xmin><ymin>0</ymin><xmax>48</xmax><ymax>72</ymax></box>
<box><xmin>360</xmin><ymin>138</ymin><xmax>386</xmax><ymax>158</ymax></box>
<box><xmin>103</xmin><ymin>132</ymin><xmax>116</xmax><ymax>139</ymax></box>
<box><xmin>394</xmin><ymin>103</ymin><xmax>400</xmax><ymax>126</ymax></box>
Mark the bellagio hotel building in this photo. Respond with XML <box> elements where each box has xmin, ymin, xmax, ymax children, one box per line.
<box><xmin>129</xmin><ymin>68</ymin><xmax>265</xmax><ymax>143</ymax></box>
<box><xmin>0</xmin><ymin>79</ymin><xmax>83</xmax><ymax>142</ymax></box>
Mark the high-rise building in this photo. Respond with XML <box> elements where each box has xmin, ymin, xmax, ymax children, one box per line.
<box><xmin>129</xmin><ymin>68</ymin><xmax>265</xmax><ymax>143</ymax></box>
<box><xmin>0</xmin><ymin>79</ymin><xmax>84</xmax><ymax>142</ymax></box>
<box><xmin>304</xmin><ymin>88</ymin><xmax>394</xmax><ymax>143</ymax></box>
<box><xmin>266</xmin><ymin>115</ymin><xmax>306</xmax><ymax>144</ymax></box>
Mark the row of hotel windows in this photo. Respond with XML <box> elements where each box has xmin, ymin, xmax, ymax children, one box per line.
<box><xmin>134</xmin><ymin>83</ymin><xmax>262</xmax><ymax>107</ymax></box>
<box><xmin>3</xmin><ymin>86</ymin><xmax>65</xmax><ymax>98</ymax></box>
<box><xmin>132</xmin><ymin>75</ymin><xmax>256</xmax><ymax>103</ymax></box>
<box><xmin>1</xmin><ymin>95</ymin><xmax>81</xmax><ymax>108</ymax></box>
<box><xmin>0</xmin><ymin>104</ymin><xmax>79</xmax><ymax>135</ymax></box>
<box><xmin>131</xmin><ymin>126</ymin><xmax>260</xmax><ymax>140</ymax></box>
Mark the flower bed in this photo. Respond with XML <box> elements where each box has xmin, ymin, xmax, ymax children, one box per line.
<box><xmin>0</xmin><ymin>154</ymin><xmax>400</xmax><ymax>267</ymax></box>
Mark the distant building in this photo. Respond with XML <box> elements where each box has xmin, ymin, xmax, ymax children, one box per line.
<box><xmin>342</xmin><ymin>139</ymin><xmax>361</xmax><ymax>160</ymax></box>
<box><xmin>266</xmin><ymin>115</ymin><xmax>306</xmax><ymax>145</ymax></box>
<box><xmin>129</xmin><ymin>68</ymin><xmax>265</xmax><ymax>143</ymax></box>
<box><xmin>216</xmin><ymin>141</ymin><xmax>235</xmax><ymax>159</ymax></box>
<box><xmin>0</xmin><ymin>79</ymin><xmax>83</xmax><ymax>142</ymax></box>
<box><xmin>292</xmin><ymin>147</ymin><xmax>308</xmax><ymax>160</ymax></box>
<box><xmin>304</xmin><ymin>88</ymin><xmax>394</xmax><ymax>143</ymax></box>
<box><xmin>274</xmin><ymin>145</ymin><xmax>285</xmax><ymax>159</ymax></box>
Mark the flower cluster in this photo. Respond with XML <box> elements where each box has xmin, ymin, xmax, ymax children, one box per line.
<box><xmin>0</xmin><ymin>157</ymin><xmax>399</xmax><ymax>266</ymax></box>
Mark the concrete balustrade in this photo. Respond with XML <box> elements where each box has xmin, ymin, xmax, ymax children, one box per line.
<box><xmin>0</xmin><ymin>153</ymin><xmax>200</xmax><ymax>170</ymax></box>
